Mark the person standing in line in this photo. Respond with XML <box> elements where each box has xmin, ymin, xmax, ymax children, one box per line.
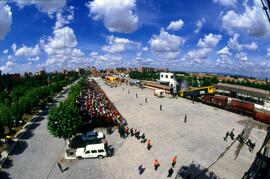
<box><xmin>145</xmin><ymin>98</ymin><xmax>147</xmax><ymax>103</ymax></box>
<box><xmin>141</xmin><ymin>133</ymin><xmax>146</xmax><ymax>143</ymax></box>
<box><xmin>153</xmin><ymin>159</ymin><xmax>160</xmax><ymax>171</ymax></box>
<box><xmin>130</xmin><ymin>128</ymin><xmax>134</xmax><ymax>136</ymax></box>
<box><xmin>147</xmin><ymin>139</ymin><xmax>152</xmax><ymax>150</ymax></box>
<box><xmin>184</xmin><ymin>114</ymin><xmax>187</xmax><ymax>123</ymax></box>
<box><xmin>160</xmin><ymin>104</ymin><xmax>162</xmax><ymax>111</ymax></box>
<box><xmin>104</xmin><ymin>139</ymin><xmax>108</xmax><ymax>150</ymax></box>
<box><xmin>172</xmin><ymin>156</ymin><xmax>177</xmax><ymax>167</ymax></box>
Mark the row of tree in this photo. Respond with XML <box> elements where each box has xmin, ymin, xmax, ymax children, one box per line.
<box><xmin>129</xmin><ymin>71</ymin><xmax>160</xmax><ymax>80</ymax></box>
<box><xmin>0</xmin><ymin>72</ymin><xmax>79</xmax><ymax>106</ymax></box>
<box><xmin>47</xmin><ymin>78</ymin><xmax>85</xmax><ymax>141</ymax></box>
<box><xmin>0</xmin><ymin>73</ymin><xmax>80</xmax><ymax>137</ymax></box>
<box><xmin>221</xmin><ymin>79</ymin><xmax>270</xmax><ymax>91</ymax></box>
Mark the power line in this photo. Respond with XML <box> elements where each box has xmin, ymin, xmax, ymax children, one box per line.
<box><xmin>261</xmin><ymin>0</ymin><xmax>270</xmax><ymax>23</ymax></box>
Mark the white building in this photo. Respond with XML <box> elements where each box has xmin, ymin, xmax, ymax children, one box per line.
<box><xmin>159</xmin><ymin>72</ymin><xmax>179</xmax><ymax>94</ymax></box>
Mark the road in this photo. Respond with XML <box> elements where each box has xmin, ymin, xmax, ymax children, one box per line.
<box><xmin>0</xmin><ymin>85</ymin><xmax>73</xmax><ymax>179</ymax></box>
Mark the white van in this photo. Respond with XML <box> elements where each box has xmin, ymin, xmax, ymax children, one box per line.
<box><xmin>76</xmin><ymin>143</ymin><xmax>107</xmax><ymax>159</ymax></box>
<box><xmin>81</xmin><ymin>130</ymin><xmax>105</xmax><ymax>141</ymax></box>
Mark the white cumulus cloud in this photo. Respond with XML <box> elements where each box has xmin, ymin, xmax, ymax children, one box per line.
<box><xmin>221</xmin><ymin>1</ymin><xmax>270</xmax><ymax>37</ymax></box>
<box><xmin>217</xmin><ymin>46</ymin><xmax>232</xmax><ymax>56</ymax></box>
<box><xmin>197</xmin><ymin>33</ymin><xmax>222</xmax><ymax>48</ymax></box>
<box><xmin>244</xmin><ymin>42</ymin><xmax>258</xmax><ymax>50</ymax></box>
<box><xmin>102</xmin><ymin>35</ymin><xmax>140</xmax><ymax>53</ymax></box>
<box><xmin>0</xmin><ymin>3</ymin><xmax>12</xmax><ymax>40</ymax></box>
<box><xmin>213</xmin><ymin>0</ymin><xmax>237</xmax><ymax>7</ymax></box>
<box><xmin>149</xmin><ymin>28</ymin><xmax>185</xmax><ymax>53</ymax></box>
<box><xmin>87</xmin><ymin>0</ymin><xmax>139</xmax><ymax>33</ymax></box>
<box><xmin>15</xmin><ymin>44</ymin><xmax>40</xmax><ymax>57</ymax></box>
<box><xmin>166</xmin><ymin>19</ymin><xmax>184</xmax><ymax>31</ymax></box>
<box><xmin>194</xmin><ymin>18</ymin><xmax>205</xmax><ymax>34</ymax></box>
<box><xmin>16</xmin><ymin>0</ymin><xmax>66</xmax><ymax>16</ymax></box>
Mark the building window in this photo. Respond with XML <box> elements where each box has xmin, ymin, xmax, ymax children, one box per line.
<box><xmin>171</xmin><ymin>75</ymin><xmax>173</xmax><ymax>79</ymax></box>
<box><xmin>161</xmin><ymin>75</ymin><xmax>163</xmax><ymax>78</ymax></box>
<box><xmin>165</xmin><ymin>75</ymin><xmax>168</xmax><ymax>78</ymax></box>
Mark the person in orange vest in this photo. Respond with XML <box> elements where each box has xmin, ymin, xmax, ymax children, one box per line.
<box><xmin>153</xmin><ymin>159</ymin><xmax>160</xmax><ymax>171</ymax></box>
<box><xmin>172</xmin><ymin>155</ymin><xmax>177</xmax><ymax>167</ymax></box>
<box><xmin>147</xmin><ymin>139</ymin><xmax>152</xmax><ymax>150</ymax></box>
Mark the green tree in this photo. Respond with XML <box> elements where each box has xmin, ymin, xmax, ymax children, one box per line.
<box><xmin>0</xmin><ymin>104</ymin><xmax>13</xmax><ymax>132</ymax></box>
<box><xmin>47</xmin><ymin>101</ymin><xmax>82</xmax><ymax>141</ymax></box>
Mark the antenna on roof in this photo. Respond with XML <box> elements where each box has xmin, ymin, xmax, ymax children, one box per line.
<box><xmin>261</xmin><ymin>0</ymin><xmax>270</xmax><ymax>23</ymax></box>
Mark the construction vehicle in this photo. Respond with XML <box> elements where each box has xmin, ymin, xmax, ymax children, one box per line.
<box><xmin>179</xmin><ymin>86</ymin><xmax>216</xmax><ymax>98</ymax></box>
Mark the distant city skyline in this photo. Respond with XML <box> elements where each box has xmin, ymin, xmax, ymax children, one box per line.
<box><xmin>0</xmin><ymin>0</ymin><xmax>270</xmax><ymax>78</ymax></box>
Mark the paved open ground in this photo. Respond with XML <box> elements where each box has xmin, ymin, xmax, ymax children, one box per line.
<box><xmin>1</xmin><ymin>78</ymin><xmax>268</xmax><ymax>179</ymax></box>
<box><xmin>95</xmin><ymin>79</ymin><xmax>267</xmax><ymax>179</ymax></box>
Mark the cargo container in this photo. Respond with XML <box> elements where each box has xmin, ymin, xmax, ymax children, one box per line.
<box><xmin>229</xmin><ymin>100</ymin><xmax>254</xmax><ymax>114</ymax></box>
<box><xmin>254</xmin><ymin>111</ymin><xmax>270</xmax><ymax>125</ymax></box>
<box><xmin>202</xmin><ymin>95</ymin><xmax>228</xmax><ymax>108</ymax></box>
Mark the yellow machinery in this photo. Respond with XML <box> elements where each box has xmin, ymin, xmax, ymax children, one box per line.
<box><xmin>106</xmin><ymin>76</ymin><xmax>117</xmax><ymax>82</ymax></box>
<box><xmin>179</xmin><ymin>86</ymin><xmax>216</xmax><ymax>97</ymax></box>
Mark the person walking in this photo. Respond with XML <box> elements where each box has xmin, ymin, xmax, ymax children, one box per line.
<box><xmin>160</xmin><ymin>104</ymin><xmax>162</xmax><ymax>111</ymax></box>
<box><xmin>168</xmin><ymin>168</ymin><xmax>174</xmax><ymax>177</ymax></box>
<box><xmin>145</xmin><ymin>98</ymin><xmax>147</xmax><ymax>103</ymax></box>
<box><xmin>153</xmin><ymin>159</ymin><xmax>160</xmax><ymax>171</ymax></box>
<box><xmin>125</xmin><ymin>127</ymin><xmax>129</xmax><ymax>137</ymax></box>
<box><xmin>184</xmin><ymin>114</ymin><xmax>187</xmax><ymax>123</ymax></box>
<box><xmin>138</xmin><ymin>164</ymin><xmax>144</xmax><ymax>175</ymax></box>
<box><xmin>136</xmin><ymin>93</ymin><xmax>138</xmax><ymax>98</ymax></box>
<box><xmin>128</xmin><ymin>90</ymin><xmax>130</xmax><ymax>94</ymax></box>
<box><xmin>147</xmin><ymin>139</ymin><xmax>152</xmax><ymax>150</ymax></box>
<box><xmin>122</xmin><ymin>87</ymin><xmax>124</xmax><ymax>91</ymax></box>
<box><xmin>172</xmin><ymin>156</ymin><xmax>177</xmax><ymax>167</ymax></box>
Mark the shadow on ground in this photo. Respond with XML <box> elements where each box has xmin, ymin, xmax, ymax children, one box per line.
<box><xmin>176</xmin><ymin>163</ymin><xmax>220</xmax><ymax>179</ymax></box>
<box><xmin>31</xmin><ymin>116</ymin><xmax>45</xmax><ymax>123</ymax></box>
<box><xmin>9</xmin><ymin>140</ymin><xmax>28</xmax><ymax>156</ymax></box>
<box><xmin>1</xmin><ymin>157</ymin><xmax>13</xmax><ymax>169</ymax></box>
<box><xmin>20</xmin><ymin>130</ymin><xmax>34</xmax><ymax>140</ymax></box>
<box><xmin>0</xmin><ymin>170</ymin><xmax>12</xmax><ymax>179</ymax></box>
<box><xmin>25</xmin><ymin>122</ymin><xmax>40</xmax><ymax>130</ymax></box>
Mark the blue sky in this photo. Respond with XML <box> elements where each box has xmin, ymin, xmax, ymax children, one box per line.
<box><xmin>0</xmin><ymin>0</ymin><xmax>270</xmax><ymax>78</ymax></box>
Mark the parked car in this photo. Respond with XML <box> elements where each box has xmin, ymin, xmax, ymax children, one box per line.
<box><xmin>76</xmin><ymin>144</ymin><xmax>107</xmax><ymax>159</ymax></box>
<box><xmin>81</xmin><ymin>130</ymin><xmax>105</xmax><ymax>141</ymax></box>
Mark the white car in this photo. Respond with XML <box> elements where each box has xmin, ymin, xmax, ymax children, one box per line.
<box><xmin>81</xmin><ymin>131</ymin><xmax>104</xmax><ymax>141</ymax></box>
<box><xmin>76</xmin><ymin>143</ymin><xmax>107</xmax><ymax>159</ymax></box>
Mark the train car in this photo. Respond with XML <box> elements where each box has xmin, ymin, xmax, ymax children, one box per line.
<box><xmin>228</xmin><ymin>99</ymin><xmax>255</xmax><ymax>116</ymax></box>
<box><xmin>254</xmin><ymin>111</ymin><xmax>270</xmax><ymax>125</ymax></box>
<box><xmin>179</xmin><ymin>86</ymin><xmax>216</xmax><ymax>98</ymax></box>
<box><xmin>202</xmin><ymin>95</ymin><xmax>228</xmax><ymax>108</ymax></box>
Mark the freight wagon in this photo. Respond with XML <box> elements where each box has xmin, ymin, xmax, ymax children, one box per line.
<box><xmin>202</xmin><ymin>95</ymin><xmax>270</xmax><ymax>125</ymax></box>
